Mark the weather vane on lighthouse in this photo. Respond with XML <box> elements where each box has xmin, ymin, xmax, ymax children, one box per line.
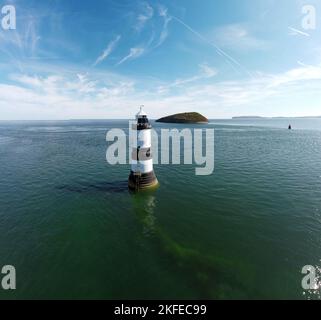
<box><xmin>128</xmin><ymin>106</ymin><xmax>159</xmax><ymax>191</ymax></box>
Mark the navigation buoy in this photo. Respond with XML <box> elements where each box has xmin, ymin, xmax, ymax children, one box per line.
<box><xmin>128</xmin><ymin>106</ymin><xmax>159</xmax><ymax>191</ymax></box>
<box><xmin>288</xmin><ymin>124</ymin><xmax>292</xmax><ymax>130</ymax></box>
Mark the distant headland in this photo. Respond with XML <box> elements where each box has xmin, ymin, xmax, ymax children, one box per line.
<box><xmin>156</xmin><ymin>112</ymin><xmax>208</xmax><ymax>124</ymax></box>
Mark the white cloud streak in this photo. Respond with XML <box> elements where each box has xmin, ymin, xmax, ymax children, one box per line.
<box><xmin>154</xmin><ymin>5</ymin><xmax>172</xmax><ymax>48</ymax></box>
<box><xmin>158</xmin><ymin>63</ymin><xmax>217</xmax><ymax>93</ymax></box>
<box><xmin>135</xmin><ymin>2</ymin><xmax>154</xmax><ymax>32</ymax></box>
<box><xmin>116</xmin><ymin>47</ymin><xmax>145</xmax><ymax>66</ymax></box>
<box><xmin>213</xmin><ymin>24</ymin><xmax>268</xmax><ymax>51</ymax></box>
<box><xmin>93</xmin><ymin>35</ymin><xmax>121</xmax><ymax>66</ymax></box>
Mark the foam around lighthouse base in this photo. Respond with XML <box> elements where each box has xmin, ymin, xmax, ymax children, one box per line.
<box><xmin>128</xmin><ymin>171</ymin><xmax>159</xmax><ymax>191</ymax></box>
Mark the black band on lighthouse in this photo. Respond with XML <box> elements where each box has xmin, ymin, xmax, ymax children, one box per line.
<box><xmin>131</xmin><ymin>148</ymin><xmax>153</xmax><ymax>161</ymax></box>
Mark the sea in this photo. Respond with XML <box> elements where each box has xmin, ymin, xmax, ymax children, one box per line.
<box><xmin>0</xmin><ymin>117</ymin><xmax>320</xmax><ymax>299</ymax></box>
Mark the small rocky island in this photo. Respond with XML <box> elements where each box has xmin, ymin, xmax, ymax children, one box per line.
<box><xmin>156</xmin><ymin>112</ymin><xmax>208</xmax><ymax>124</ymax></box>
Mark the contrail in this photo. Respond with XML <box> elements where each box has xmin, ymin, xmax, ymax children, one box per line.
<box><xmin>288</xmin><ymin>27</ymin><xmax>310</xmax><ymax>37</ymax></box>
<box><xmin>171</xmin><ymin>15</ymin><xmax>253</xmax><ymax>78</ymax></box>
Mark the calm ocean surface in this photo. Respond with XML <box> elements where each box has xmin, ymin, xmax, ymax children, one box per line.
<box><xmin>0</xmin><ymin>118</ymin><xmax>321</xmax><ymax>299</ymax></box>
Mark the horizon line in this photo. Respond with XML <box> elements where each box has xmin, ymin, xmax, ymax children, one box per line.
<box><xmin>1</xmin><ymin>115</ymin><xmax>321</xmax><ymax>122</ymax></box>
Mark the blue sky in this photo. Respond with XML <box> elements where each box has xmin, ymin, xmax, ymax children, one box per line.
<box><xmin>1</xmin><ymin>0</ymin><xmax>321</xmax><ymax>119</ymax></box>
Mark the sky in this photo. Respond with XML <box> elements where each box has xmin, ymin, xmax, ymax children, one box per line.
<box><xmin>0</xmin><ymin>0</ymin><xmax>321</xmax><ymax>120</ymax></box>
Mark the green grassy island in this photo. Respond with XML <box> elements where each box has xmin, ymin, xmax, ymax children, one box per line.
<box><xmin>156</xmin><ymin>112</ymin><xmax>209</xmax><ymax>124</ymax></box>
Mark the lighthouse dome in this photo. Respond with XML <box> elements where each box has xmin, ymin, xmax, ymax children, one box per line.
<box><xmin>136</xmin><ymin>105</ymin><xmax>147</xmax><ymax>119</ymax></box>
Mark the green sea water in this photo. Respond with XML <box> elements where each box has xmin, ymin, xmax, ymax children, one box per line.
<box><xmin>0</xmin><ymin>118</ymin><xmax>321</xmax><ymax>299</ymax></box>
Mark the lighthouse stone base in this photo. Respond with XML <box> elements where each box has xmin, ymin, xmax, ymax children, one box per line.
<box><xmin>128</xmin><ymin>170</ymin><xmax>159</xmax><ymax>191</ymax></box>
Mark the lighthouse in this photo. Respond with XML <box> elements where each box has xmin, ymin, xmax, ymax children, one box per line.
<box><xmin>128</xmin><ymin>106</ymin><xmax>159</xmax><ymax>191</ymax></box>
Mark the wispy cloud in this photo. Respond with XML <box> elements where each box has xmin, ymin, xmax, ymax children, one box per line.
<box><xmin>213</xmin><ymin>24</ymin><xmax>268</xmax><ymax>51</ymax></box>
<box><xmin>116</xmin><ymin>47</ymin><xmax>145</xmax><ymax>66</ymax></box>
<box><xmin>112</xmin><ymin>4</ymin><xmax>170</xmax><ymax>66</ymax></box>
<box><xmin>135</xmin><ymin>2</ymin><xmax>154</xmax><ymax>32</ymax></box>
<box><xmin>154</xmin><ymin>5</ymin><xmax>172</xmax><ymax>48</ymax></box>
<box><xmin>158</xmin><ymin>63</ymin><xmax>217</xmax><ymax>93</ymax></box>
<box><xmin>0</xmin><ymin>14</ymin><xmax>41</xmax><ymax>58</ymax></box>
<box><xmin>93</xmin><ymin>35</ymin><xmax>121</xmax><ymax>66</ymax></box>
<box><xmin>199</xmin><ymin>63</ymin><xmax>217</xmax><ymax>78</ymax></box>
<box><xmin>267</xmin><ymin>64</ymin><xmax>321</xmax><ymax>87</ymax></box>
<box><xmin>2</xmin><ymin>62</ymin><xmax>321</xmax><ymax>119</ymax></box>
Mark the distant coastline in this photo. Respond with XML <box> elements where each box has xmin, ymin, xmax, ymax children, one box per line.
<box><xmin>232</xmin><ymin>116</ymin><xmax>321</xmax><ymax>119</ymax></box>
<box><xmin>232</xmin><ymin>116</ymin><xmax>264</xmax><ymax>119</ymax></box>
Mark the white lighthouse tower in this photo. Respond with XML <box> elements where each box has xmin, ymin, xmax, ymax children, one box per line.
<box><xmin>128</xmin><ymin>106</ymin><xmax>159</xmax><ymax>191</ymax></box>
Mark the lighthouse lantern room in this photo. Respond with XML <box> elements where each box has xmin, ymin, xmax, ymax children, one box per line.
<box><xmin>128</xmin><ymin>106</ymin><xmax>159</xmax><ymax>191</ymax></box>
